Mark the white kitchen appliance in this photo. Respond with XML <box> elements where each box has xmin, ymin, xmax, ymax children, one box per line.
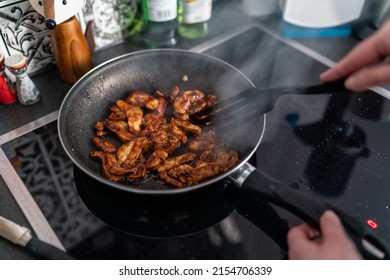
<box><xmin>281</xmin><ymin>0</ymin><xmax>366</xmax><ymax>28</ymax></box>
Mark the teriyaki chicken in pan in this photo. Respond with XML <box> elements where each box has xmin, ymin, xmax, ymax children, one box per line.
<box><xmin>90</xmin><ymin>87</ymin><xmax>239</xmax><ymax>188</ymax></box>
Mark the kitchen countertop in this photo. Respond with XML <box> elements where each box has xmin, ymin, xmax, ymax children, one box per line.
<box><xmin>0</xmin><ymin>0</ymin><xmax>375</xmax><ymax>259</ymax></box>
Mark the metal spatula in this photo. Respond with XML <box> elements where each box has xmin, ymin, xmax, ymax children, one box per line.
<box><xmin>191</xmin><ymin>79</ymin><xmax>352</xmax><ymax>125</ymax></box>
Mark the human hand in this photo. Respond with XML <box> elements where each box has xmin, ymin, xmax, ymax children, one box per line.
<box><xmin>287</xmin><ymin>210</ymin><xmax>363</xmax><ymax>260</ymax></box>
<box><xmin>320</xmin><ymin>19</ymin><xmax>390</xmax><ymax>91</ymax></box>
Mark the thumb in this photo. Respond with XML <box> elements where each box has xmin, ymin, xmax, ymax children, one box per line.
<box><xmin>319</xmin><ymin>210</ymin><xmax>347</xmax><ymax>240</ymax></box>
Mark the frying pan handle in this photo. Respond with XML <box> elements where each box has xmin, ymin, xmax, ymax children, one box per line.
<box><xmin>223</xmin><ymin>185</ymin><xmax>290</xmax><ymax>252</ymax></box>
<box><xmin>233</xmin><ymin>163</ymin><xmax>390</xmax><ymax>260</ymax></box>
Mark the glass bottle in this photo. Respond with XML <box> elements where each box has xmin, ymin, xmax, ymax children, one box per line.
<box><xmin>128</xmin><ymin>0</ymin><xmax>145</xmax><ymax>36</ymax></box>
<box><xmin>142</xmin><ymin>0</ymin><xmax>179</xmax><ymax>47</ymax></box>
<box><xmin>5</xmin><ymin>54</ymin><xmax>41</xmax><ymax>105</ymax></box>
<box><xmin>0</xmin><ymin>53</ymin><xmax>17</xmax><ymax>104</ymax></box>
<box><xmin>178</xmin><ymin>0</ymin><xmax>212</xmax><ymax>40</ymax></box>
<box><xmin>92</xmin><ymin>0</ymin><xmax>145</xmax><ymax>50</ymax></box>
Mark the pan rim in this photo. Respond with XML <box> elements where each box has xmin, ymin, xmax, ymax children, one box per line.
<box><xmin>58</xmin><ymin>48</ymin><xmax>266</xmax><ymax>196</ymax></box>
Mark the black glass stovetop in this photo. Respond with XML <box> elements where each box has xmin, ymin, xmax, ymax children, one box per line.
<box><xmin>4</xmin><ymin>25</ymin><xmax>390</xmax><ymax>259</ymax></box>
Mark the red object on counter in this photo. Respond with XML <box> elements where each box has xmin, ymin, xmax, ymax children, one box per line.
<box><xmin>0</xmin><ymin>53</ymin><xmax>17</xmax><ymax>104</ymax></box>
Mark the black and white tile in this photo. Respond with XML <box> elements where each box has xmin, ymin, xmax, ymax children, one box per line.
<box><xmin>9</xmin><ymin>121</ymin><xmax>103</xmax><ymax>249</ymax></box>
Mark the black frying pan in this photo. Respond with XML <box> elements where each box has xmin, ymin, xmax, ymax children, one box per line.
<box><xmin>58</xmin><ymin>49</ymin><xmax>264</xmax><ymax>194</ymax></box>
<box><xmin>58</xmin><ymin>49</ymin><xmax>389</xmax><ymax>259</ymax></box>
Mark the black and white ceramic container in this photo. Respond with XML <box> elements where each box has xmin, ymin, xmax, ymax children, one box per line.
<box><xmin>0</xmin><ymin>0</ymin><xmax>54</xmax><ymax>74</ymax></box>
<box><xmin>0</xmin><ymin>0</ymin><xmax>142</xmax><ymax>75</ymax></box>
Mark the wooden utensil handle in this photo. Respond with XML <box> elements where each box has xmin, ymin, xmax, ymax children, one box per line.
<box><xmin>43</xmin><ymin>0</ymin><xmax>55</xmax><ymax>18</ymax></box>
<box><xmin>44</xmin><ymin>0</ymin><xmax>56</xmax><ymax>29</ymax></box>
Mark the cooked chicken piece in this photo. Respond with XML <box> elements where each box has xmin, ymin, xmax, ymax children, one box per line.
<box><xmin>92</xmin><ymin>137</ymin><xmax>117</xmax><ymax>153</ymax></box>
<box><xmin>94</xmin><ymin>153</ymin><xmax>122</xmax><ymax>182</ymax></box>
<box><xmin>141</xmin><ymin>119</ymin><xmax>163</xmax><ymax>137</ymax></box>
<box><xmin>173</xmin><ymin>90</ymin><xmax>206</xmax><ymax>115</ymax></box>
<box><xmin>94</xmin><ymin>121</ymin><xmax>107</xmax><ymax>137</ymax></box>
<box><xmin>94</xmin><ymin>121</ymin><xmax>105</xmax><ymax>131</ymax></box>
<box><xmin>222</xmin><ymin>151</ymin><xmax>239</xmax><ymax>171</ymax></box>
<box><xmin>173</xmin><ymin>96</ymin><xmax>191</xmax><ymax>114</ymax></box>
<box><xmin>187</xmin><ymin>99</ymin><xmax>207</xmax><ymax>115</ymax></box>
<box><xmin>174</xmin><ymin>112</ymin><xmax>190</xmax><ymax>121</ymax></box>
<box><xmin>110</xmin><ymin>162</ymin><xmax>147</xmax><ymax>177</ymax></box>
<box><xmin>104</xmin><ymin>120</ymin><xmax>134</xmax><ymax>142</ymax></box>
<box><xmin>174</xmin><ymin>118</ymin><xmax>202</xmax><ymax>136</ymax></box>
<box><xmin>167</xmin><ymin>164</ymin><xmax>193</xmax><ymax>184</ymax></box>
<box><xmin>117</xmin><ymin>137</ymin><xmax>147</xmax><ymax>167</ymax></box>
<box><xmin>150</xmin><ymin>127</ymin><xmax>180</xmax><ymax>154</ymax></box>
<box><xmin>205</xmin><ymin>95</ymin><xmax>217</xmax><ymax>107</ymax></box>
<box><xmin>109</xmin><ymin>163</ymin><xmax>136</xmax><ymax>176</ymax></box>
<box><xmin>116</xmin><ymin>99</ymin><xmax>132</xmax><ymax>112</ymax></box>
<box><xmin>138</xmin><ymin>138</ymin><xmax>153</xmax><ymax>152</ymax></box>
<box><xmin>170</xmin><ymin>86</ymin><xmax>180</xmax><ymax>104</ymax></box>
<box><xmin>155</xmin><ymin>90</ymin><xmax>168</xmax><ymax>99</ymax></box>
<box><xmin>145</xmin><ymin>97</ymin><xmax>168</xmax><ymax>114</ymax></box>
<box><xmin>188</xmin><ymin>131</ymin><xmax>223</xmax><ymax>152</ymax></box>
<box><xmin>121</xmin><ymin>106</ymin><xmax>143</xmax><ymax>134</ymax></box>
<box><xmin>96</xmin><ymin>130</ymin><xmax>106</xmax><ymax>137</ymax></box>
<box><xmin>187</xmin><ymin>161</ymin><xmax>221</xmax><ymax>185</ymax></box>
<box><xmin>145</xmin><ymin>150</ymin><xmax>169</xmax><ymax>170</ymax></box>
<box><xmin>182</xmin><ymin>90</ymin><xmax>205</xmax><ymax>102</ymax></box>
<box><xmin>126</xmin><ymin>91</ymin><xmax>154</xmax><ymax>107</ymax></box>
<box><xmin>157</xmin><ymin>153</ymin><xmax>197</xmax><ymax>173</ymax></box>
<box><xmin>125</xmin><ymin>164</ymin><xmax>147</xmax><ymax>179</ymax></box>
<box><xmin>125</xmin><ymin>106</ymin><xmax>144</xmax><ymax>117</ymax></box>
<box><xmin>90</xmin><ymin>147</ymin><xmax>145</xmax><ymax>177</ymax></box>
<box><xmin>91</xmin><ymin>151</ymin><xmax>123</xmax><ymax>178</ymax></box>
<box><xmin>141</xmin><ymin>113</ymin><xmax>167</xmax><ymax>137</ymax></box>
<box><xmin>108</xmin><ymin>111</ymin><xmax>126</xmax><ymax>121</ymax></box>
<box><xmin>171</xmin><ymin>118</ymin><xmax>187</xmax><ymax>144</ymax></box>
<box><xmin>90</xmin><ymin>150</ymin><xmax>104</xmax><ymax>160</ymax></box>
<box><xmin>144</xmin><ymin>113</ymin><xmax>168</xmax><ymax>126</ymax></box>
<box><xmin>110</xmin><ymin>104</ymin><xmax>122</xmax><ymax>112</ymax></box>
<box><xmin>200</xmin><ymin>148</ymin><xmax>239</xmax><ymax>171</ymax></box>
<box><xmin>159</xmin><ymin>171</ymin><xmax>184</xmax><ymax>188</ymax></box>
<box><xmin>127</xmin><ymin>115</ymin><xmax>143</xmax><ymax>134</ymax></box>
<box><xmin>185</xmin><ymin>94</ymin><xmax>216</xmax><ymax>115</ymax></box>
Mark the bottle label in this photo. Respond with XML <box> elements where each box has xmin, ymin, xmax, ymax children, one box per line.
<box><xmin>182</xmin><ymin>0</ymin><xmax>212</xmax><ymax>24</ymax></box>
<box><xmin>147</xmin><ymin>0</ymin><xmax>177</xmax><ymax>22</ymax></box>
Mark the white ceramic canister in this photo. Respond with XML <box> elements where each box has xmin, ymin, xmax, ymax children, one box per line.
<box><xmin>281</xmin><ymin>0</ymin><xmax>366</xmax><ymax>28</ymax></box>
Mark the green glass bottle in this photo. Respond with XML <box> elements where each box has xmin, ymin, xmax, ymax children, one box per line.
<box><xmin>127</xmin><ymin>0</ymin><xmax>145</xmax><ymax>36</ymax></box>
<box><xmin>142</xmin><ymin>0</ymin><xmax>179</xmax><ymax>47</ymax></box>
<box><xmin>178</xmin><ymin>0</ymin><xmax>212</xmax><ymax>40</ymax></box>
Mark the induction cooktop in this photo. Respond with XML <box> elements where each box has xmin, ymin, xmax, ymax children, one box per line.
<box><xmin>2</xmin><ymin>23</ymin><xmax>390</xmax><ymax>259</ymax></box>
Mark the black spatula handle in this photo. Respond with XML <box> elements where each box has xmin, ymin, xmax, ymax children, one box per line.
<box><xmin>239</xmin><ymin>167</ymin><xmax>390</xmax><ymax>260</ymax></box>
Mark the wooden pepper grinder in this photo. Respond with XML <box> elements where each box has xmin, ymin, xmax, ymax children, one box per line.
<box><xmin>50</xmin><ymin>16</ymin><xmax>93</xmax><ymax>84</ymax></box>
<box><xmin>30</xmin><ymin>0</ymin><xmax>92</xmax><ymax>84</ymax></box>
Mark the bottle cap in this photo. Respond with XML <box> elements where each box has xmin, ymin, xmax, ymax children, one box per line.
<box><xmin>4</xmin><ymin>54</ymin><xmax>27</xmax><ymax>70</ymax></box>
